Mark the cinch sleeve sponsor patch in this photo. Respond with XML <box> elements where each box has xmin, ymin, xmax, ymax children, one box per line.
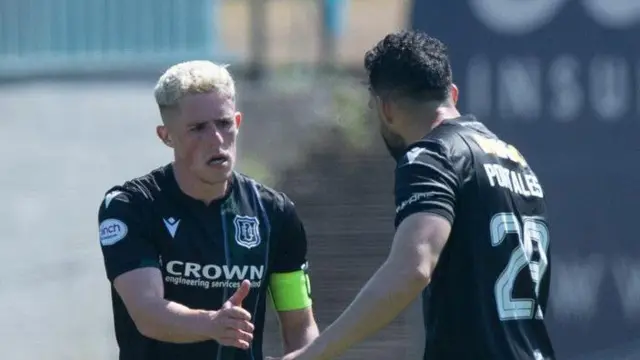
<box><xmin>97</xmin><ymin>191</ymin><xmax>159</xmax><ymax>281</ymax></box>
<box><xmin>99</xmin><ymin>218</ymin><xmax>128</xmax><ymax>246</ymax></box>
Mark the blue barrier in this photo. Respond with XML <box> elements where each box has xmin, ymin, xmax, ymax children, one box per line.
<box><xmin>322</xmin><ymin>0</ymin><xmax>347</xmax><ymax>38</ymax></box>
<box><xmin>0</xmin><ymin>0</ymin><xmax>233</xmax><ymax>77</ymax></box>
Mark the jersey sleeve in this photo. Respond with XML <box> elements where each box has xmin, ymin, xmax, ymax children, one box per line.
<box><xmin>270</xmin><ymin>195</ymin><xmax>309</xmax><ymax>273</ymax></box>
<box><xmin>394</xmin><ymin>141</ymin><xmax>460</xmax><ymax>227</ymax></box>
<box><xmin>268</xmin><ymin>194</ymin><xmax>312</xmax><ymax>311</ymax></box>
<box><xmin>98</xmin><ymin>189</ymin><xmax>160</xmax><ymax>282</ymax></box>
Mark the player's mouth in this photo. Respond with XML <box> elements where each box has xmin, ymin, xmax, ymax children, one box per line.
<box><xmin>207</xmin><ymin>155</ymin><xmax>230</xmax><ymax>167</ymax></box>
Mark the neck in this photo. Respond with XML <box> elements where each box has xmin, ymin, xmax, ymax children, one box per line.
<box><xmin>403</xmin><ymin>105</ymin><xmax>461</xmax><ymax>145</ymax></box>
<box><xmin>172</xmin><ymin>161</ymin><xmax>229</xmax><ymax>204</ymax></box>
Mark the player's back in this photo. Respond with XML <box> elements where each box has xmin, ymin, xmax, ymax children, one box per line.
<box><xmin>418</xmin><ymin>116</ymin><xmax>555</xmax><ymax>360</ymax></box>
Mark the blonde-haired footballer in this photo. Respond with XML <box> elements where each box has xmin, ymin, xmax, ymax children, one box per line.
<box><xmin>97</xmin><ymin>60</ymin><xmax>318</xmax><ymax>360</ymax></box>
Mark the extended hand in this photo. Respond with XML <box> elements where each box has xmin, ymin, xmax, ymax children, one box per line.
<box><xmin>210</xmin><ymin>280</ymin><xmax>254</xmax><ymax>349</ymax></box>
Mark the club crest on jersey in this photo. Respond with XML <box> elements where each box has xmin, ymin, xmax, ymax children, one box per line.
<box><xmin>233</xmin><ymin>215</ymin><xmax>261</xmax><ymax>249</ymax></box>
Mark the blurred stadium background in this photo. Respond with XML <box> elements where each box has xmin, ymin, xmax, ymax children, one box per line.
<box><xmin>0</xmin><ymin>0</ymin><xmax>638</xmax><ymax>359</ymax></box>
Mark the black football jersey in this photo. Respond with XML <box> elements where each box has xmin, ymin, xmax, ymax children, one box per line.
<box><xmin>97</xmin><ymin>164</ymin><xmax>309</xmax><ymax>360</ymax></box>
<box><xmin>394</xmin><ymin>115</ymin><xmax>555</xmax><ymax>360</ymax></box>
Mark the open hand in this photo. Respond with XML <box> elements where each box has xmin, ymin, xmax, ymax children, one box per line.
<box><xmin>210</xmin><ymin>280</ymin><xmax>254</xmax><ymax>349</ymax></box>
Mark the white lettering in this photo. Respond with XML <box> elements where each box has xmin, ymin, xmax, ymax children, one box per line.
<box><xmin>498</xmin><ymin>58</ymin><xmax>541</xmax><ymax>121</ymax></box>
<box><xmin>202</xmin><ymin>264</ymin><xmax>222</xmax><ymax>279</ymax></box>
<box><xmin>164</xmin><ymin>276</ymin><xmax>211</xmax><ymax>289</ymax></box>
<box><xmin>551</xmin><ymin>256</ymin><xmax>640</xmax><ymax>323</ymax></box>
<box><xmin>250</xmin><ymin>265</ymin><xmax>265</xmax><ymax>280</ymax></box>
<box><xmin>482</xmin><ymin>164</ymin><xmax>544</xmax><ymax>198</ymax></box>
<box><xmin>396</xmin><ymin>192</ymin><xmax>433</xmax><ymax>214</ymax></box>
<box><xmin>524</xmin><ymin>174</ymin><xmax>544</xmax><ymax>198</ymax></box>
<box><xmin>466</xmin><ymin>56</ymin><xmax>639</xmax><ymax>123</ymax></box>
<box><xmin>164</xmin><ymin>261</ymin><xmax>264</xmax><ymax>283</ymax></box>
<box><xmin>468</xmin><ymin>0</ymin><xmax>567</xmax><ymax>35</ymax></box>
<box><xmin>549</xmin><ymin>55</ymin><xmax>583</xmax><ymax>122</ymax></box>
<box><xmin>184</xmin><ymin>262</ymin><xmax>201</xmax><ymax>278</ymax></box>
<box><xmin>166</xmin><ymin>261</ymin><xmax>182</xmax><ymax>276</ymax></box>
<box><xmin>590</xmin><ymin>56</ymin><xmax>630</xmax><ymax>121</ymax></box>
<box><xmin>511</xmin><ymin>171</ymin><xmax>528</xmax><ymax>196</ymax></box>
<box><xmin>497</xmin><ymin>166</ymin><xmax>512</xmax><ymax>191</ymax></box>
<box><xmin>612</xmin><ymin>259</ymin><xmax>640</xmax><ymax>319</ymax></box>
<box><xmin>484</xmin><ymin>164</ymin><xmax>498</xmax><ymax>187</ymax></box>
<box><xmin>223</xmin><ymin>265</ymin><xmax>248</xmax><ymax>280</ymax></box>
<box><xmin>470</xmin><ymin>0</ymin><xmax>640</xmax><ymax>34</ymax></box>
<box><xmin>550</xmin><ymin>256</ymin><xmax>605</xmax><ymax>321</ymax></box>
<box><xmin>582</xmin><ymin>0</ymin><xmax>640</xmax><ymax>29</ymax></box>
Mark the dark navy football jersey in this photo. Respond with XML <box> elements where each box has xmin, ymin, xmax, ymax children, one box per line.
<box><xmin>97</xmin><ymin>165</ymin><xmax>309</xmax><ymax>360</ymax></box>
<box><xmin>394</xmin><ymin>115</ymin><xmax>555</xmax><ymax>360</ymax></box>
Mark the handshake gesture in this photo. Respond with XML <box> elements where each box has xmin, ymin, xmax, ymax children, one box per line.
<box><xmin>209</xmin><ymin>280</ymin><xmax>313</xmax><ymax>360</ymax></box>
<box><xmin>210</xmin><ymin>280</ymin><xmax>255</xmax><ymax>349</ymax></box>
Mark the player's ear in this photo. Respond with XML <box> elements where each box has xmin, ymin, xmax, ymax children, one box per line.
<box><xmin>450</xmin><ymin>84</ymin><xmax>459</xmax><ymax>105</ymax></box>
<box><xmin>234</xmin><ymin>111</ymin><xmax>242</xmax><ymax>129</ymax></box>
<box><xmin>375</xmin><ymin>96</ymin><xmax>393</xmax><ymax>125</ymax></box>
<box><xmin>382</xmin><ymin>97</ymin><xmax>399</xmax><ymax>126</ymax></box>
<box><xmin>156</xmin><ymin>125</ymin><xmax>174</xmax><ymax>148</ymax></box>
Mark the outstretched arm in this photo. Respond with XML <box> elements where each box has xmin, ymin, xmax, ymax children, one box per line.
<box><xmin>268</xmin><ymin>141</ymin><xmax>460</xmax><ymax>360</ymax></box>
<box><xmin>280</xmin><ymin>213</ymin><xmax>451</xmax><ymax>360</ymax></box>
<box><xmin>99</xmin><ymin>190</ymin><xmax>253</xmax><ymax>347</ymax></box>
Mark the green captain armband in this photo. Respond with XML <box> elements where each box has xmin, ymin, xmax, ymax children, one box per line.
<box><xmin>269</xmin><ymin>269</ymin><xmax>312</xmax><ymax>311</ymax></box>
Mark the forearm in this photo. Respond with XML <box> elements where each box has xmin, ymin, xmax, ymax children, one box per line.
<box><xmin>309</xmin><ymin>263</ymin><xmax>427</xmax><ymax>359</ymax></box>
<box><xmin>283</xmin><ymin>321</ymin><xmax>319</xmax><ymax>353</ymax></box>
<box><xmin>134</xmin><ymin>299</ymin><xmax>214</xmax><ymax>343</ymax></box>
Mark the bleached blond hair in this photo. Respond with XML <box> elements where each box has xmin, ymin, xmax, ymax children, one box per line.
<box><xmin>154</xmin><ymin>60</ymin><xmax>236</xmax><ymax>118</ymax></box>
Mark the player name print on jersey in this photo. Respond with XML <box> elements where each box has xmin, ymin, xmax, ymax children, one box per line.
<box><xmin>483</xmin><ymin>163</ymin><xmax>544</xmax><ymax>198</ymax></box>
<box><xmin>471</xmin><ymin>134</ymin><xmax>544</xmax><ymax>198</ymax></box>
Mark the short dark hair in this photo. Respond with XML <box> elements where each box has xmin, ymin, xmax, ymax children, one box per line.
<box><xmin>364</xmin><ymin>30</ymin><xmax>452</xmax><ymax>103</ymax></box>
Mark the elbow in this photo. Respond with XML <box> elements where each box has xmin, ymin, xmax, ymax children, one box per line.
<box><xmin>300</xmin><ymin>319</ymin><xmax>320</xmax><ymax>339</ymax></box>
<box><xmin>411</xmin><ymin>265</ymin><xmax>432</xmax><ymax>286</ymax></box>
<box><xmin>385</xmin><ymin>259</ymin><xmax>432</xmax><ymax>289</ymax></box>
<box><xmin>134</xmin><ymin>317</ymin><xmax>164</xmax><ymax>340</ymax></box>
<box><xmin>387</xmin><ymin>253</ymin><xmax>434</xmax><ymax>287</ymax></box>
<box><xmin>137</xmin><ymin>324</ymin><xmax>159</xmax><ymax>340</ymax></box>
<box><xmin>127</xmin><ymin>304</ymin><xmax>169</xmax><ymax>341</ymax></box>
<box><xmin>280</xmin><ymin>312</ymin><xmax>319</xmax><ymax>350</ymax></box>
<box><xmin>410</xmin><ymin>253</ymin><xmax>436</xmax><ymax>286</ymax></box>
<box><xmin>284</xmin><ymin>318</ymin><xmax>319</xmax><ymax>338</ymax></box>
<box><xmin>136</xmin><ymin>319</ymin><xmax>179</xmax><ymax>343</ymax></box>
<box><xmin>283</xmin><ymin>323</ymin><xmax>319</xmax><ymax>352</ymax></box>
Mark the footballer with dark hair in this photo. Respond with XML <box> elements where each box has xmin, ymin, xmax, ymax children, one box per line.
<box><xmin>268</xmin><ymin>30</ymin><xmax>556</xmax><ymax>360</ymax></box>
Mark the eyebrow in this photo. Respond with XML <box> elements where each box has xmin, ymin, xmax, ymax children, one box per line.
<box><xmin>187</xmin><ymin>117</ymin><xmax>233</xmax><ymax>126</ymax></box>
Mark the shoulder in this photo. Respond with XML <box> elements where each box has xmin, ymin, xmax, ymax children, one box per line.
<box><xmin>395</xmin><ymin>122</ymin><xmax>475</xmax><ymax>182</ymax></box>
<box><xmin>395</xmin><ymin>136</ymin><xmax>454</xmax><ymax>178</ymax></box>
<box><xmin>233</xmin><ymin>172</ymin><xmax>294</xmax><ymax>214</ymax></box>
<box><xmin>98</xmin><ymin>164</ymin><xmax>173</xmax><ymax>213</ymax></box>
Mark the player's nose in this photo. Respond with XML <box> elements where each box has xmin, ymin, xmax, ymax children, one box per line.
<box><xmin>205</xmin><ymin>126</ymin><xmax>224</xmax><ymax>146</ymax></box>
